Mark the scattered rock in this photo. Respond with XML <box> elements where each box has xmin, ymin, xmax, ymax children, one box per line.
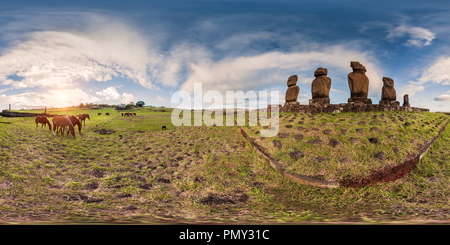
<box><xmin>115</xmin><ymin>193</ymin><xmax>132</xmax><ymax>198</ymax></box>
<box><xmin>374</xmin><ymin>151</ymin><xmax>386</xmax><ymax>160</ymax></box>
<box><xmin>356</xmin><ymin>128</ymin><xmax>364</xmax><ymax>133</ymax></box>
<box><xmin>289</xmin><ymin>151</ymin><xmax>305</xmax><ymax>160</ymax></box>
<box><xmin>91</xmin><ymin>169</ymin><xmax>105</xmax><ymax>178</ymax></box>
<box><xmin>272</xmin><ymin>140</ymin><xmax>282</xmax><ymax>150</ymax></box>
<box><xmin>139</xmin><ymin>183</ymin><xmax>153</xmax><ymax>190</ymax></box>
<box><xmin>85</xmin><ymin>182</ymin><xmax>99</xmax><ymax>190</ymax></box>
<box><xmin>350</xmin><ymin>138</ymin><xmax>360</xmax><ymax>144</ymax></box>
<box><xmin>296</xmin><ymin>126</ymin><xmax>305</xmax><ymax>131</ymax></box>
<box><xmin>334</xmin><ymin>123</ymin><xmax>340</xmax><ymax>126</ymax></box>
<box><xmin>324</xmin><ymin>129</ymin><xmax>332</xmax><ymax>135</ymax></box>
<box><xmin>370</xmin><ymin>127</ymin><xmax>379</xmax><ymax>132</ymax></box>
<box><xmin>277</xmin><ymin>133</ymin><xmax>290</xmax><ymax>138</ymax></box>
<box><xmin>404</xmin><ymin>122</ymin><xmax>411</xmax><ymax>126</ymax></box>
<box><xmin>154</xmin><ymin>178</ymin><xmax>171</xmax><ymax>184</ymax></box>
<box><xmin>339</xmin><ymin>158</ymin><xmax>355</xmax><ymax>164</ymax></box>
<box><xmin>298</xmin><ymin>121</ymin><xmax>304</xmax><ymax>124</ymax></box>
<box><xmin>388</xmin><ymin>135</ymin><xmax>395</xmax><ymax>139</ymax></box>
<box><xmin>308</xmin><ymin>138</ymin><xmax>323</xmax><ymax>145</ymax></box>
<box><xmin>312</xmin><ymin>128</ymin><xmax>320</xmax><ymax>132</ymax></box>
<box><xmin>329</xmin><ymin>139</ymin><xmax>339</xmax><ymax>147</ymax></box>
<box><xmin>369</xmin><ymin>137</ymin><xmax>379</xmax><ymax>144</ymax></box>
<box><xmin>314</xmin><ymin>157</ymin><xmax>327</xmax><ymax>163</ymax></box>
<box><xmin>293</xmin><ymin>134</ymin><xmax>304</xmax><ymax>141</ymax></box>
<box><xmin>285</xmin><ymin>125</ymin><xmax>293</xmax><ymax>128</ymax></box>
<box><xmin>123</xmin><ymin>205</ymin><xmax>138</xmax><ymax>210</ymax></box>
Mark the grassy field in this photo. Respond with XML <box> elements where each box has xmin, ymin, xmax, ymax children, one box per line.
<box><xmin>245</xmin><ymin>111</ymin><xmax>448</xmax><ymax>182</ymax></box>
<box><xmin>1</xmin><ymin>107</ymin><xmax>450</xmax><ymax>224</ymax></box>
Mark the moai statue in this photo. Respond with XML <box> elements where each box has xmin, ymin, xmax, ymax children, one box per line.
<box><xmin>348</xmin><ymin>61</ymin><xmax>371</xmax><ymax>104</ymax></box>
<box><xmin>403</xmin><ymin>94</ymin><xmax>410</xmax><ymax>107</ymax></box>
<box><xmin>285</xmin><ymin>75</ymin><xmax>299</xmax><ymax>102</ymax></box>
<box><xmin>379</xmin><ymin>77</ymin><xmax>399</xmax><ymax>106</ymax></box>
<box><xmin>309</xmin><ymin>67</ymin><xmax>331</xmax><ymax>106</ymax></box>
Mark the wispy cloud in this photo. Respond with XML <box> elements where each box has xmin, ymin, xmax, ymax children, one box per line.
<box><xmin>96</xmin><ymin>87</ymin><xmax>134</xmax><ymax>104</ymax></box>
<box><xmin>0</xmin><ymin>12</ymin><xmax>154</xmax><ymax>90</ymax></box>
<box><xmin>0</xmin><ymin>88</ymin><xmax>100</xmax><ymax>108</ymax></box>
<box><xmin>434</xmin><ymin>94</ymin><xmax>450</xmax><ymax>101</ymax></box>
<box><xmin>386</xmin><ymin>24</ymin><xmax>435</xmax><ymax>47</ymax></box>
<box><xmin>156</xmin><ymin>95</ymin><xmax>167</xmax><ymax>102</ymax></box>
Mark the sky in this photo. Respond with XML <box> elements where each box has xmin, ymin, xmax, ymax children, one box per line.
<box><xmin>0</xmin><ymin>0</ymin><xmax>449</xmax><ymax>112</ymax></box>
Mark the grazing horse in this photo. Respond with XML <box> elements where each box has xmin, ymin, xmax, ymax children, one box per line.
<box><xmin>35</xmin><ymin>116</ymin><xmax>52</xmax><ymax>131</ymax></box>
<box><xmin>106</xmin><ymin>113</ymin><xmax>110</xmax><ymax>116</ymax></box>
<box><xmin>133</xmin><ymin>113</ymin><xmax>136</xmax><ymax>116</ymax></box>
<box><xmin>68</xmin><ymin>115</ymin><xmax>82</xmax><ymax>133</ymax></box>
<box><xmin>121</xmin><ymin>113</ymin><xmax>123</xmax><ymax>117</ymax></box>
<box><xmin>52</xmin><ymin>116</ymin><xmax>75</xmax><ymax>138</ymax></box>
<box><xmin>77</xmin><ymin>114</ymin><xmax>90</xmax><ymax>126</ymax></box>
<box><xmin>98</xmin><ymin>113</ymin><xmax>101</xmax><ymax>116</ymax></box>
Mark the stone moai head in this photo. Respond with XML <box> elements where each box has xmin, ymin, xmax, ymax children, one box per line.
<box><xmin>287</xmin><ymin>75</ymin><xmax>298</xmax><ymax>87</ymax></box>
<box><xmin>383</xmin><ymin>77</ymin><xmax>394</xmax><ymax>87</ymax></box>
<box><xmin>314</xmin><ymin>67</ymin><xmax>327</xmax><ymax>77</ymax></box>
<box><xmin>404</xmin><ymin>94</ymin><xmax>409</xmax><ymax>103</ymax></box>
<box><xmin>350</xmin><ymin>61</ymin><xmax>366</xmax><ymax>72</ymax></box>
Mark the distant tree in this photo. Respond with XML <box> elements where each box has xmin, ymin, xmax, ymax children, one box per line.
<box><xmin>79</xmin><ymin>103</ymin><xmax>84</xmax><ymax>108</ymax></box>
<box><xmin>136</xmin><ymin>101</ymin><xmax>145</xmax><ymax>107</ymax></box>
<box><xmin>124</xmin><ymin>103</ymin><xmax>133</xmax><ymax>109</ymax></box>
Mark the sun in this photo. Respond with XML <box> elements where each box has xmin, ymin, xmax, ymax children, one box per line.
<box><xmin>60</xmin><ymin>94</ymin><xmax>65</xmax><ymax>100</ymax></box>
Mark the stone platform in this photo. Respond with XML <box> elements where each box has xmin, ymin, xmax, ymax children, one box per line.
<box><xmin>275</xmin><ymin>102</ymin><xmax>429</xmax><ymax>113</ymax></box>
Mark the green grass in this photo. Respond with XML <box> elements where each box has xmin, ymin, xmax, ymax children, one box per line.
<box><xmin>248</xmin><ymin>111</ymin><xmax>448</xmax><ymax>182</ymax></box>
<box><xmin>0</xmin><ymin>108</ymin><xmax>450</xmax><ymax>224</ymax></box>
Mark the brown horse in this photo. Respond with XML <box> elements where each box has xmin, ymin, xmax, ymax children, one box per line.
<box><xmin>121</xmin><ymin>113</ymin><xmax>123</xmax><ymax>117</ymax></box>
<box><xmin>133</xmin><ymin>113</ymin><xmax>136</xmax><ymax>116</ymax></box>
<box><xmin>106</xmin><ymin>113</ymin><xmax>110</xmax><ymax>116</ymax></box>
<box><xmin>35</xmin><ymin>116</ymin><xmax>52</xmax><ymax>131</ymax></box>
<box><xmin>52</xmin><ymin>116</ymin><xmax>75</xmax><ymax>137</ymax></box>
<box><xmin>98</xmin><ymin>113</ymin><xmax>101</xmax><ymax>116</ymax></box>
<box><xmin>77</xmin><ymin>114</ymin><xmax>90</xmax><ymax>126</ymax></box>
<box><xmin>68</xmin><ymin>115</ymin><xmax>82</xmax><ymax>133</ymax></box>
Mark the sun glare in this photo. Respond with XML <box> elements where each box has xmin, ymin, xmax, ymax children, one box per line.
<box><xmin>60</xmin><ymin>94</ymin><xmax>65</xmax><ymax>100</ymax></box>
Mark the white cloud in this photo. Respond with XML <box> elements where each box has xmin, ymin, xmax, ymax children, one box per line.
<box><xmin>179</xmin><ymin>44</ymin><xmax>383</xmax><ymax>100</ymax></box>
<box><xmin>156</xmin><ymin>95</ymin><xmax>167</xmax><ymax>102</ymax></box>
<box><xmin>0</xmin><ymin>88</ymin><xmax>100</xmax><ymax>108</ymax></box>
<box><xmin>387</xmin><ymin>24</ymin><xmax>435</xmax><ymax>47</ymax></box>
<box><xmin>0</xmin><ymin>88</ymin><xmax>9</xmax><ymax>93</ymax></box>
<box><xmin>417</xmin><ymin>56</ymin><xmax>450</xmax><ymax>85</ymax></box>
<box><xmin>96</xmin><ymin>87</ymin><xmax>121</xmax><ymax>100</ymax></box>
<box><xmin>121</xmin><ymin>93</ymin><xmax>134</xmax><ymax>104</ymax></box>
<box><xmin>0</xmin><ymin>13</ymin><xmax>155</xmax><ymax>90</ymax></box>
<box><xmin>397</xmin><ymin>83</ymin><xmax>425</xmax><ymax>98</ymax></box>
<box><xmin>434</xmin><ymin>94</ymin><xmax>450</xmax><ymax>101</ymax></box>
<box><xmin>330</xmin><ymin>88</ymin><xmax>350</xmax><ymax>95</ymax></box>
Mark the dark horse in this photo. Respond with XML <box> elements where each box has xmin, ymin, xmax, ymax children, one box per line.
<box><xmin>106</xmin><ymin>113</ymin><xmax>110</xmax><ymax>116</ymax></box>
<box><xmin>68</xmin><ymin>115</ymin><xmax>82</xmax><ymax>133</ymax></box>
<box><xmin>35</xmin><ymin>116</ymin><xmax>52</xmax><ymax>131</ymax></box>
<box><xmin>52</xmin><ymin>116</ymin><xmax>75</xmax><ymax>137</ymax></box>
<box><xmin>77</xmin><ymin>114</ymin><xmax>90</xmax><ymax>126</ymax></box>
<box><xmin>98</xmin><ymin>113</ymin><xmax>102</xmax><ymax>116</ymax></box>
